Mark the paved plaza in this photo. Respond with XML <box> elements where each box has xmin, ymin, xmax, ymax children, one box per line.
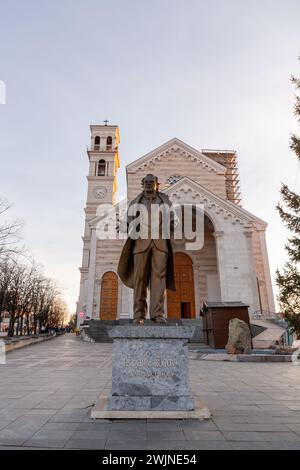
<box><xmin>0</xmin><ymin>335</ymin><xmax>300</xmax><ymax>450</ymax></box>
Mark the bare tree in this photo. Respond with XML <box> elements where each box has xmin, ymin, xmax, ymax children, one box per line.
<box><xmin>0</xmin><ymin>198</ymin><xmax>24</xmax><ymax>261</ymax></box>
<box><xmin>0</xmin><ymin>257</ymin><xmax>69</xmax><ymax>337</ymax></box>
<box><xmin>0</xmin><ymin>198</ymin><xmax>69</xmax><ymax>336</ymax></box>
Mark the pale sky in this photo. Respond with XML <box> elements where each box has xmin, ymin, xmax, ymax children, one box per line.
<box><xmin>0</xmin><ymin>0</ymin><xmax>299</xmax><ymax>313</ymax></box>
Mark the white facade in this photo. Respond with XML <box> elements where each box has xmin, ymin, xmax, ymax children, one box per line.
<box><xmin>76</xmin><ymin>126</ymin><xmax>275</xmax><ymax>323</ymax></box>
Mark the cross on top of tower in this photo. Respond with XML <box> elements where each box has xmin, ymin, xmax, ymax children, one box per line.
<box><xmin>103</xmin><ymin>120</ymin><xmax>109</xmax><ymax>126</ymax></box>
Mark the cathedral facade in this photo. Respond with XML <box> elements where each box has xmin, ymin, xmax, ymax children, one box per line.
<box><xmin>76</xmin><ymin>124</ymin><xmax>275</xmax><ymax>323</ymax></box>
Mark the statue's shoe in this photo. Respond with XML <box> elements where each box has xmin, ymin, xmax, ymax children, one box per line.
<box><xmin>133</xmin><ymin>318</ymin><xmax>145</xmax><ymax>325</ymax></box>
<box><xmin>152</xmin><ymin>316</ymin><xmax>167</xmax><ymax>324</ymax></box>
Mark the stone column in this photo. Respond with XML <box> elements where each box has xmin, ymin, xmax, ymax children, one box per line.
<box><xmin>95</xmin><ymin>279</ymin><xmax>101</xmax><ymax>320</ymax></box>
<box><xmin>193</xmin><ymin>259</ymin><xmax>201</xmax><ymax>317</ymax></box>
<box><xmin>86</xmin><ymin>227</ymin><xmax>97</xmax><ymax>318</ymax></box>
<box><xmin>244</xmin><ymin>227</ymin><xmax>260</xmax><ymax>315</ymax></box>
<box><xmin>213</xmin><ymin>231</ymin><xmax>227</xmax><ymax>299</ymax></box>
<box><xmin>119</xmin><ymin>284</ymin><xmax>132</xmax><ymax>319</ymax></box>
<box><xmin>258</xmin><ymin>229</ymin><xmax>276</xmax><ymax>314</ymax></box>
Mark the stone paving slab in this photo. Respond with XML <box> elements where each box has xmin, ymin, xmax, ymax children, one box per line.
<box><xmin>0</xmin><ymin>334</ymin><xmax>300</xmax><ymax>450</ymax></box>
<box><xmin>201</xmin><ymin>353</ymin><xmax>294</xmax><ymax>362</ymax></box>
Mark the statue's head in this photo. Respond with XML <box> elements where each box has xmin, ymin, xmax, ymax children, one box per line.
<box><xmin>141</xmin><ymin>174</ymin><xmax>159</xmax><ymax>193</ymax></box>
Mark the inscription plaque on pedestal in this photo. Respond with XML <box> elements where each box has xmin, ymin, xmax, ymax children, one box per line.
<box><xmin>107</xmin><ymin>325</ymin><xmax>195</xmax><ymax>411</ymax></box>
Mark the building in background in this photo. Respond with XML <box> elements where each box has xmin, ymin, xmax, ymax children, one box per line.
<box><xmin>76</xmin><ymin>124</ymin><xmax>275</xmax><ymax>323</ymax></box>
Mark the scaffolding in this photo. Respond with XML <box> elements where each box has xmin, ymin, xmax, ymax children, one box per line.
<box><xmin>202</xmin><ymin>149</ymin><xmax>242</xmax><ymax>206</ymax></box>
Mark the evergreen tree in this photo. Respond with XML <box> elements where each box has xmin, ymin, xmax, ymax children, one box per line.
<box><xmin>276</xmin><ymin>64</ymin><xmax>300</xmax><ymax>338</ymax></box>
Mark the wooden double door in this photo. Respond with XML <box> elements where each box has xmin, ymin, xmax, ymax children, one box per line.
<box><xmin>167</xmin><ymin>252</ymin><xmax>195</xmax><ymax>319</ymax></box>
<box><xmin>100</xmin><ymin>271</ymin><xmax>118</xmax><ymax>320</ymax></box>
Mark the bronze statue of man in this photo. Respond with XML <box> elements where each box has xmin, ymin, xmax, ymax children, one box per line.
<box><xmin>117</xmin><ymin>174</ymin><xmax>177</xmax><ymax>324</ymax></box>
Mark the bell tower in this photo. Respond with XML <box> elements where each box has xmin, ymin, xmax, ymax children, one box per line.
<box><xmin>76</xmin><ymin>123</ymin><xmax>120</xmax><ymax>323</ymax></box>
<box><xmin>86</xmin><ymin>123</ymin><xmax>120</xmax><ymax>209</ymax></box>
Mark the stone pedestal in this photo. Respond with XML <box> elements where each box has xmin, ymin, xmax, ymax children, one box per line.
<box><xmin>108</xmin><ymin>325</ymin><xmax>195</xmax><ymax>411</ymax></box>
<box><xmin>91</xmin><ymin>324</ymin><xmax>211</xmax><ymax>419</ymax></box>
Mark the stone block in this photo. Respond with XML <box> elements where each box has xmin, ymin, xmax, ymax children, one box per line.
<box><xmin>106</xmin><ymin>325</ymin><xmax>195</xmax><ymax>412</ymax></box>
<box><xmin>226</xmin><ymin>318</ymin><xmax>251</xmax><ymax>354</ymax></box>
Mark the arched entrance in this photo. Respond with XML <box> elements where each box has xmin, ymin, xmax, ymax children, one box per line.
<box><xmin>167</xmin><ymin>252</ymin><xmax>195</xmax><ymax>319</ymax></box>
<box><xmin>100</xmin><ymin>271</ymin><xmax>118</xmax><ymax>320</ymax></box>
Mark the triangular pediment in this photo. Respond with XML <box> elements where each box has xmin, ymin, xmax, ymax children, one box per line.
<box><xmin>163</xmin><ymin>176</ymin><xmax>267</xmax><ymax>228</ymax></box>
<box><xmin>126</xmin><ymin>138</ymin><xmax>226</xmax><ymax>174</ymax></box>
<box><xmin>87</xmin><ymin>176</ymin><xmax>267</xmax><ymax>230</ymax></box>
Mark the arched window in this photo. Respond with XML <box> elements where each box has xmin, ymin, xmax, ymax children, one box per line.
<box><xmin>97</xmin><ymin>159</ymin><xmax>106</xmax><ymax>176</ymax></box>
<box><xmin>106</xmin><ymin>136</ymin><xmax>112</xmax><ymax>150</ymax></box>
<box><xmin>94</xmin><ymin>136</ymin><xmax>100</xmax><ymax>150</ymax></box>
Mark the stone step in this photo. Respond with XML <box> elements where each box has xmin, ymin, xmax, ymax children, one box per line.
<box><xmin>181</xmin><ymin>318</ymin><xmax>204</xmax><ymax>343</ymax></box>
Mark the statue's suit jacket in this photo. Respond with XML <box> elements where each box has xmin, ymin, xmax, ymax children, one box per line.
<box><xmin>117</xmin><ymin>191</ymin><xmax>176</xmax><ymax>291</ymax></box>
